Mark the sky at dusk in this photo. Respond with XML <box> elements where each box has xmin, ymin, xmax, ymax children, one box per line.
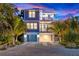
<box><xmin>14</xmin><ymin>3</ymin><xmax>79</xmax><ymax>20</ymax></box>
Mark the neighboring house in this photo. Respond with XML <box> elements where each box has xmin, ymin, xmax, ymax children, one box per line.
<box><xmin>18</xmin><ymin>8</ymin><xmax>55</xmax><ymax>43</ymax></box>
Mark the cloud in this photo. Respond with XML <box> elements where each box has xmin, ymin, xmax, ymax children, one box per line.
<box><xmin>15</xmin><ymin>3</ymin><xmax>33</xmax><ymax>9</ymax></box>
<box><xmin>27</xmin><ymin>3</ymin><xmax>46</xmax><ymax>9</ymax></box>
<box><xmin>15</xmin><ymin>3</ymin><xmax>47</xmax><ymax>10</ymax></box>
<box><xmin>55</xmin><ymin>9</ymin><xmax>79</xmax><ymax>16</ymax></box>
<box><xmin>15</xmin><ymin>3</ymin><xmax>79</xmax><ymax>20</ymax></box>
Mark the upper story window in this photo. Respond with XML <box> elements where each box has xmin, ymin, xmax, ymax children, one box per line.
<box><xmin>29</xmin><ymin>10</ymin><xmax>36</xmax><ymax>18</ymax></box>
<box><xmin>40</xmin><ymin>23</ymin><xmax>48</xmax><ymax>32</ymax></box>
<box><xmin>27</xmin><ymin>23</ymin><xmax>37</xmax><ymax>30</ymax></box>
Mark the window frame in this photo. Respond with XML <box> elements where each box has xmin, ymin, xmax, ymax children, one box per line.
<box><xmin>28</xmin><ymin>10</ymin><xmax>36</xmax><ymax>18</ymax></box>
<box><xmin>40</xmin><ymin>23</ymin><xmax>48</xmax><ymax>32</ymax></box>
<box><xmin>27</xmin><ymin>23</ymin><xmax>38</xmax><ymax>30</ymax></box>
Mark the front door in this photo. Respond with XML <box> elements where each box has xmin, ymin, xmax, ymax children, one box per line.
<box><xmin>27</xmin><ymin>34</ymin><xmax>37</xmax><ymax>42</ymax></box>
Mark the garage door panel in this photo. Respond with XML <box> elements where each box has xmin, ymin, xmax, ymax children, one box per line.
<box><xmin>27</xmin><ymin>34</ymin><xmax>37</xmax><ymax>42</ymax></box>
<box><xmin>39</xmin><ymin>34</ymin><xmax>52</xmax><ymax>42</ymax></box>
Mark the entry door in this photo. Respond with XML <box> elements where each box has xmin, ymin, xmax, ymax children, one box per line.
<box><xmin>27</xmin><ymin>34</ymin><xmax>37</xmax><ymax>42</ymax></box>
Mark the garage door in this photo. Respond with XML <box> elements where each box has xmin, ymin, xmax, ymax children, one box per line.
<box><xmin>27</xmin><ymin>34</ymin><xmax>37</xmax><ymax>42</ymax></box>
<box><xmin>39</xmin><ymin>34</ymin><xmax>52</xmax><ymax>42</ymax></box>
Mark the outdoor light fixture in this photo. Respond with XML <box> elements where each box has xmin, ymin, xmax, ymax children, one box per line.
<box><xmin>24</xmin><ymin>34</ymin><xmax>27</xmax><ymax>38</ymax></box>
<box><xmin>37</xmin><ymin>35</ymin><xmax>39</xmax><ymax>38</ymax></box>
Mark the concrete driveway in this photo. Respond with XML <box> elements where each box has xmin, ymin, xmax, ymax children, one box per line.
<box><xmin>0</xmin><ymin>43</ymin><xmax>79</xmax><ymax>56</ymax></box>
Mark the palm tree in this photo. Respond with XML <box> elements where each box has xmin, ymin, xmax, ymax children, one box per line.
<box><xmin>10</xmin><ymin>16</ymin><xmax>26</xmax><ymax>45</ymax></box>
<box><xmin>48</xmin><ymin>21</ymin><xmax>65</xmax><ymax>42</ymax></box>
<box><xmin>0</xmin><ymin>4</ymin><xmax>26</xmax><ymax>45</ymax></box>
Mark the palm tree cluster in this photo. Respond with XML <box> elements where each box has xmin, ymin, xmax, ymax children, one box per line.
<box><xmin>49</xmin><ymin>16</ymin><xmax>79</xmax><ymax>48</ymax></box>
<box><xmin>0</xmin><ymin>4</ymin><xmax>26</xmax><ymax>47</ymax></box>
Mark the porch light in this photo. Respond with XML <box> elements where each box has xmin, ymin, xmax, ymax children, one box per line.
<box><xmin>24</xmin><ymin>34</ymin><xmax>27</xmax><ymax>38</ymax></box>
<box><xmin>37</xmin><ymin>35</ymin><xmax>39</xmax><ymax>38</ymax></box>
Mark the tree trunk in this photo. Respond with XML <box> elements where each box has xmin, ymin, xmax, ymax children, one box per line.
<box><xmin>14</xmin><ymin>35</ymin><xmax>18</xmax><ymax>44</ymax></box>
<box><xmin>12</xmin><ymin>35</ymin><xmax>17</xmax><ymax>46</ymax></box>
<box><xmin>12</xmin><ymin>37</ymin><xmax>16</xmax><ymax>46</ymax></box>
<box><xmin>58</xmin><ymin>34</ymin><xmax>61</xmax><ymax>42</ymax></box>
<box><xmin>59</xmin><ymin>36</ymin><xmax>61</xmax><ymax>42</ymax></box>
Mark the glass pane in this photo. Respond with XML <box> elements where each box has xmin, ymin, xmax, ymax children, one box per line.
<box><xmin>40</xmin><ymin>24</ymin><xmax>42</xmax><ymax>31</ymax></box>
<box><xmin>29</xmin><ymin>10</ymin><xmax>32</xmax><ymax>17</ymax></box>
<box><xmin>29</xmin><ymin>10</ymin><xmax>35</xmax><ymax>18</ymax></box>
<box><xmin>32</xmin><ymin>11</ymin><xmax>35</xmax><ymax>17</ymax></box>
<box><xmin>31</xmin><ymin>23</ymin><xmax>33</xmax><ymax>29</ymax></box>
<box><xmin>34</xmin><ymin>23</ymin><xmax>37</xmax><ymax>29</ymax></box>
<box><xmin>27</xmin><ymin>23</ymin><xmax>30</xmax><ymax>29</ymax></box>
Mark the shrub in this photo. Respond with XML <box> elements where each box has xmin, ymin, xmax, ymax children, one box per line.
<box><xmin>60</xmin><ymin>30</ymin><xmax>79</xmax><ymax>48</ymax></box>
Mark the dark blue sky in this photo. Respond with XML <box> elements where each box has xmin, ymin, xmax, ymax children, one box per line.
<box><xmin>15</xmin><ymin>3</ymin><xmax>79</xmax><ymax>20</ymax></box>
<box><xmin>30</xmin><ymin>3</ymin><xmax>79</xmax><ymax>10</ymax></box>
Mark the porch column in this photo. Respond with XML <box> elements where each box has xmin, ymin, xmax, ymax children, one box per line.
<box><xmin>52</xmin><ymin>33</ymin><xmax>55</xmax><ymax>43</ymax></box>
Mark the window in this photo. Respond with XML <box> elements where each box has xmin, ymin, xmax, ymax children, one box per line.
<box><xmin>27</xmin><ymin>23</ymin><xmax>37</xmax><ymax>29</ymax></box>
<box><xmin>29</xmin><ymin>10</ymin><xmax>35</xmax><ymax>18</ymax></box>
<box><xmin>31</xmin><ymin>23</ymin><xmax>33</xmax><ymax>29</ymax></box>
<box><xmin>40</xmin><ymin>23</ymin><xmax>48</xmax><ymax>31</ymax></box>
<box><xmin>27</xmin><ymin>23</ymin><xmax>30</xmax><ymax>29</ymax></box>
<box><xmin>34</xmin><ymin>23</ymin><xmax>37</xmax><ymax>29</ymax></box>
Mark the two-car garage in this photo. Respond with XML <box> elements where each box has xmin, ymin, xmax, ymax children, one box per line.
<box><xmin>24</xmin><ymin>33</ymin><xmax>54</xmax><ymax>43</ymax></box>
